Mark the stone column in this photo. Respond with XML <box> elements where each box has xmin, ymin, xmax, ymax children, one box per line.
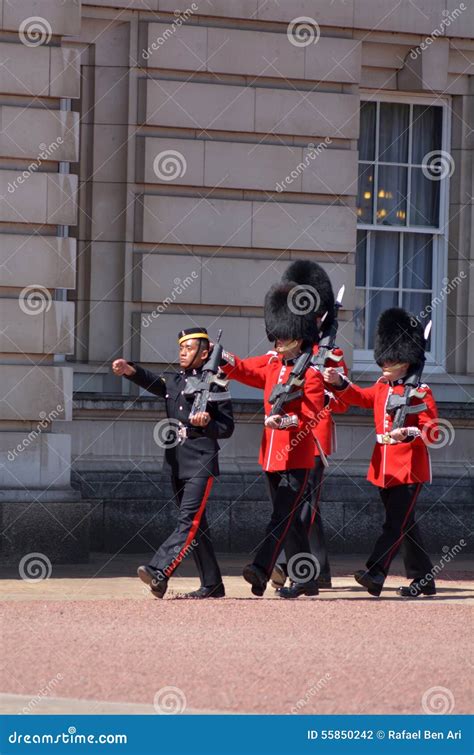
<box><xmin>449</xmin><ymin>78</ymin><xmax>474</xmax><ymax>376</ymax></box>
<box><xmin>0</xmin><ymin>0</ymin><xmax>89</xmax><ymax>565</ymax></box>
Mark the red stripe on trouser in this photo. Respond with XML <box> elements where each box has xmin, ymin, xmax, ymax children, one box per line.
<box><xmin>268</xmin><ymin>470</ymin><xmax>309</xmax><ymax>576</ymax></box>
<box><xmin>383</xmin><ymin>483</ymin><xmax>422</xmax><ymax>571</ymax></box>
<box><xmin>309</xmin><ymin>472</ymin><xmax>324</xmax><ymax>530</ymax></box>
<box><xmin>164</xmin><ymin>477</ymin><xmax>214</xmax><ymax>578</ymax></box>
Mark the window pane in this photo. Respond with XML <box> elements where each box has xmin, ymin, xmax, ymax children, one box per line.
<box><xmin>367</xmin><ymin>290</ymin><xmax>398</xmax><ymax>348</ymax></box>
<box><xmin>412</xmin><ymin>106</ymin><xmax>443</xmax><ymax>164</ymax></box>
<box><xmin>357</xmin><ymin>164</ymin><xmax>374</xmax><ymax>223</ymax></box>
<box><xmin>378</xmin><ymin>103</ymin><xmax>409</xmax><ymax>163</ymax></box>
<box><xmin>359</xmin><ymin>102</ymin><xmax>376</xmax><ymax>161</ymax></box>
<box><xmin>410</xmin><ymin>168</ymin><xmax>440</xmax><ymax>227</ymax></box>
<box><xmin>402</xmin><ymin>292</ymin><xmax>432</xmax><ymax>350</ymax></box>
<box><xmin>353</xmin><ymin>288</ymin><xmax>366</xmax><ymax>350</ymax></box>
<box><xmin>376</xmin><ymin>165</ymin><xmax>407</xmax><ymax>225</ymax></box>
<box><xmin>370</xmin><ymin>232</ymin><xmax>399</xmax><ymax>288</ymax></box>
<box><xmin>356</xmin><ymin>231</ymin><xmax>367</xmax><ymax>286</ymax></box>
<box><xmin>403</xmin><ymin>234</ymin><xmax>433</xmax><ymax>290</ymax></box>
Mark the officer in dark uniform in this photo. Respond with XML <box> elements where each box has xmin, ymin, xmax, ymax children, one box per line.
<box><xmin>112</xmin><ymin>327</ymin><xmax>234</xmax><ymax>599</ymax></box>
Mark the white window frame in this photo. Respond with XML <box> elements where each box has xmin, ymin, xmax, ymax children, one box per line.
<box><xmin>354</xmin><ymin>91</ymin><xmax>451</xmax><ymax>375</ymax></box>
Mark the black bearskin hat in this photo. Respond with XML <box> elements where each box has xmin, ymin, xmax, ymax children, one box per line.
<box><xmin>281</xmin><ymin>259</ymin><xmax>335</xmax><ymax>332</ymax></box>
<box><xmin>264</xmin><ymin>281</ymin><xmax>320</xmax><ymax>345</ymax></box>
<box><xmin>374</xmin><ymin>308</ymin><xmax>426</xmax><ymax>371</ymax></box>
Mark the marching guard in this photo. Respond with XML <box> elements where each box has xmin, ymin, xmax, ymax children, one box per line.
<box><xmin>220</xmin><ymin>281</ymin><xmax>325</xmax><ymax>599</ymax></box>
<box><xmin>325</xmin><ymin>308</ymin><xmax>439</xmax><ymax>598</ymax></box>
<box><xmin>270</xmin><ymin>260</ymin><xmax>349</xmax><ymax>591</ymax></box>
<box><xmin>112</xmin><ymin>327</ymin><xmax>234</xmax><ymax>599</ymax></box>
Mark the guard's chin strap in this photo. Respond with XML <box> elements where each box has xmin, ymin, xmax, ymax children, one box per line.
<box><xmin>275</xmin><ymin>339</ymin><xmax>300</xmax><ymax>354</ymax></box>
<box><xmin>187</xmin><ymin>339</ymin><xmax>208</xmax><ymax>370</ymax></box>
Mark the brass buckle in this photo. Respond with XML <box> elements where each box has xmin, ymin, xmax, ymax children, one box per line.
<box><xmin>381</xmin><ymin>433</ymin><xmax>391</xmax><ymax>445</ymax></box>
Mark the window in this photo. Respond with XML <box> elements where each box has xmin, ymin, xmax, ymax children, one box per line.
<box><xmin>355</xmin><ymin>96</ymin><xmax>450</xmax><ymax>368</ymax></box>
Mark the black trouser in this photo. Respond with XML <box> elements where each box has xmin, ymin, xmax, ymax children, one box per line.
<box><xmin>252</xmin><ymin>469</ymin><xmax>312</xmax><ymax>582</ymax></box>
<box><xmin>366</xmin><ymin>482</ymin><xmax>433</xmax><ymax>580</ymax></box>
<box><xmin>149</xmin><ymin>476</ymin><xmax>222</xmax><ymax>587</ymax></box>
<box><xmin>276</xmin><ymin>458</ymin><xmax>331</xmax><ymax>581</ymax></box>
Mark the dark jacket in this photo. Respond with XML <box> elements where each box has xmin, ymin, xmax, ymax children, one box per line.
<box><xmin>126</xmin><ymin>363</ymin><xmax>234</xmax><ymax>478</ymax></box>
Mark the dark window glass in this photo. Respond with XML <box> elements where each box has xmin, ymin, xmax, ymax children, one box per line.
<box><xmin>376</xmin><ymin>165</ymin><xmax>408</xmax><ymax>226</ymax></box>
<box><xmin>412</xmin><ymin>105</ymin><xmax>443</xmax><ymax>163</ymax></box>
<box><xmin>410</xmin><ymin>168</ymin><xmax>440</xmax><ymax>227</ymax></box>
<box><xmin>378</xmin><ymin>103</ymin><xmax>409</xmax><ymax>163</ymax></box>
<box><xmin>403</xmin><ymin>234</ymin><xmax>433</xmax><ymax>289</ymax></box>
<box><xmin>370</xmin><ymin>232</ymin><xmax>399</xmax><ymax>288</ymax></box>
<box><xmin>357</xmin><ymin>164</ymin><xmax>374</xmax><ymax>224</ymax></box>
<box><xmin>359</xmin><ymin>102</ymin><xmax>376</xmax><ymax>161</ymax></box>
<box><xmin>356</xmin><ymin>231</ymin><xmax>367</xmax><ymax>287</ymax></box>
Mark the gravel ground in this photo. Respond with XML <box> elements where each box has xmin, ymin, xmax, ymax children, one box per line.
<box><xmin>0</xmin><ymin>556</ymin><xmax>472</xmax><ymax>716</ymax></box>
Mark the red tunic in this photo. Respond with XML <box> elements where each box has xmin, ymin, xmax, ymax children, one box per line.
<box><xmin>221</xmin><ymin>352</ymin><xmax>324</xmax><ymax>472</ymax></box>
<box><xmin>312</xmin><ymin>345</ymin><xmax>348</xmax><ymax>456</ymax></box>
<box><xmin>237</xmin><ymin>347</ymin><xmax>348</xmax><ymax>457</ymax></box>
<box><xmin>337</xmin><ymin>378</ymin><xmax>439</xmax><ymax>488</ymax></box>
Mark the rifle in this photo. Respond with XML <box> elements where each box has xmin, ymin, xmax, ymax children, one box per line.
<box><xmin>182</xmin><ymin>330</ymin><xmax>231</xmax><ymax>419</ymax></box>
<box><xmin>386</xmin><ymin>321</ymin><xmax>432</xmax><ymax>430</ymax></box>
<box><xmin>311</xmin><ymin>285</ymin><xmax>345</xmax><ymax>371</ymax></box>
<box><xmin>268</xmin><ymin>285</ymin><xmax>345</xmax><ymax>416</ymax></box>
<box><xmin>268</xmin><ymin>348</ymin><xmax>314</xmax><ymax>417</ymax></box>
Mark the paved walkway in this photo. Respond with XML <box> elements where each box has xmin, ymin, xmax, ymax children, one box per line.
<box><xmin>1</xmin><ymin>554</ymin><xmax>472</xmax><ymax>715</ymax></box>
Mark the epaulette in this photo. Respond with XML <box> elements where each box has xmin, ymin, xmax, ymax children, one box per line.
<box><xmin>410</xmin><ymin>385</ymin><xmax>428</xmax><ymax>399</ymax></box>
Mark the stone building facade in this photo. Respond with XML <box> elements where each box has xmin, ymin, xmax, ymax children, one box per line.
<box><xmin>0</xmin><ymin>0</ymin><xmax>472</xmax><ymax>563</ymax></box>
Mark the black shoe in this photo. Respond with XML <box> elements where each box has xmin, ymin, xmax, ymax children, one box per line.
<box><xmin>243</xmin><ymin>563</ymin><xmax>267</xmax><ymax>596</ymax></box>
<box><xmin>317</xmin><ymin>576</ymin><xmax>332</xmax><ymax>589</ymax></box>
<box><xmin>279</xmin><ymin>580</ymin><xmax>319</xmax><ymax>599</ymax></box>
<box><xmin>397</xmin><ymin>579</ymin><xmax>436</xmax><ymax>598</ymax></box>
<box><xmin>354</xmin><ymin>569</ymin><xmax>384</xmax><ymax>597</ymax></box>
<box><xmin>270</xmin><ymin>564</ymin><xmax>287</xmax><ymax>590</ymax></box>
<box><xmin>181</xmin><ymin>584</ymin><xmax>225</xmax><ymax>599</ymax></box>
<box><xmin>137</xmin><ymin>564</ymin><xmax>168</xmax><ymax>599</ymax></box>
